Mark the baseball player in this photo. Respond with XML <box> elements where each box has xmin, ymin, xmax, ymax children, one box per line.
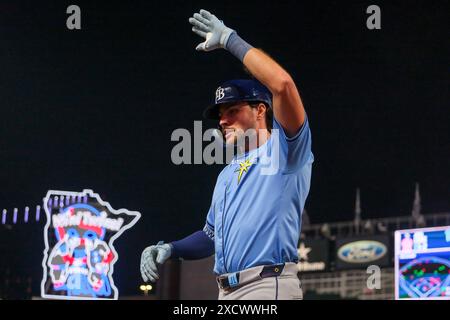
<box><xmin>141</xmin><ymin>9</ymin><xmax>313</xmax><ymax>300</ymax></box>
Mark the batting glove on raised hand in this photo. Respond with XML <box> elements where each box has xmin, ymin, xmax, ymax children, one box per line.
<box><xmin>140</xmin><ymin>241</ymin><xmax>172</xmax><ymax>282</ymax></box>
<box><xmin>189</xmin><ymin>9</ymin><xmax>235</xmax><ymax>51</ymax></box>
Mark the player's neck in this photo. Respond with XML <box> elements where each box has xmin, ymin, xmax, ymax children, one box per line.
<box><xmin>238</xmin><ymin>128</ymin><xmax>271</xmax><ymax>154</ymax></box>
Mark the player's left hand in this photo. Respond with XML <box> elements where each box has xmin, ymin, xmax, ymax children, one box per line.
<box><xmin>189</xmin><ymin>9</ymin><xmax>235</xmax><ymax>52</ymax></box>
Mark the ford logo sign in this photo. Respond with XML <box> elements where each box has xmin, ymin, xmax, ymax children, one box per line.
<box><xmin>337</xmin><ymin>240</ymin><xmax>387</xmax><ymax>263</ymax></box>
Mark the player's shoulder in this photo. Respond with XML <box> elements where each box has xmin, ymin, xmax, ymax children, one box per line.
<box><xmin>215</xmin><ymin>163</ymin><xmax>232</xmax><ymax>182</ymax></box>
<box><xmin>272</xmin><ymin>113</ymin><xmax>311</xmax><ymax>137</ymax></box>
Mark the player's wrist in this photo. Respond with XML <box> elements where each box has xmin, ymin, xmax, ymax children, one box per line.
<box><xmin>225</xmin><ymin>32</ymin><xmax>254</xmax><ymax>62</ymax></box>
<box><xmin>166</xmin><ymin>243</ymin><xmax>173</xmax><ymax>257</ymax></box>
<box><xmin>220</xmin><ymin>27</ymin><xmax>235</xmax><ymax>48</ymax></box>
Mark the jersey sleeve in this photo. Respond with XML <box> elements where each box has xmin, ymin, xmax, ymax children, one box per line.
<box><xmin>273</xmin><ymin>114</ymin><xmax>313</xmax><ymax>173</ymax></box>
<box><xmin>203</xmin><ymin>204</ymin><xmax>215</xmax><ymax>241</ymax></box>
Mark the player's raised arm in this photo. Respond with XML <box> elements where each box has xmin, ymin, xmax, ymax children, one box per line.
<box><xmin>189</xmin><ymin>9</ymin><xmax>306</xmax><ymax>137</ymax></box>
<box><xmin>242</xmin><ymin>50</ymin><xmax>305</xmax><ymax>137</ymax></box>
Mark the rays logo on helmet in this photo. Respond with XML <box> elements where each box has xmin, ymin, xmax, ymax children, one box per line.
<box><xmin>215</xmin><ymin>87</ymin><xmax>225</xmax><ymax>103</ymax></box>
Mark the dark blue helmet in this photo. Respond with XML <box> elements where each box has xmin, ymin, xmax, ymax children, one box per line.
<box><xmin>203</xmin><ymin>79</ymin><xmax>273</xmax><ymax>120</ymax></box>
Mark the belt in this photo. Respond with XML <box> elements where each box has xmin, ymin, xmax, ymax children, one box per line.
<box><xmin>217</xmin><ymin>263</ymin><xmax>285</xmax><ymax>291</ymax></box>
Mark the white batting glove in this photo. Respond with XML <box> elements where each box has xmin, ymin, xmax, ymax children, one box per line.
<box><xmin>140</xmin><ymin>242</ymin><xmax>172</xmax><ymax>283</ymax></box>
<box><xmin>189</xmin><ymin>9</ymin><xmax>235</xmax><ymax>51</ymax></box>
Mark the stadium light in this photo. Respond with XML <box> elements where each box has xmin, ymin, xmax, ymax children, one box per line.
<box><xmin>139</xmin><ymin>284</ymin><xmax>153</xmax><ymax>295</ymax></box>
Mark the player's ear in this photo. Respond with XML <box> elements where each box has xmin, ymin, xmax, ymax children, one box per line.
<box><xmin>257</xmin><ymin>103</ymin><xmax>267</xmax><ymax>119</ymax></box>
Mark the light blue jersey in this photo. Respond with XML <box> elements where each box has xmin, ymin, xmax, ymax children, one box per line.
<box><xmin>203</xmin><ymin>116</ymin><xmax>314</xmax><ymax>275</ymax></box>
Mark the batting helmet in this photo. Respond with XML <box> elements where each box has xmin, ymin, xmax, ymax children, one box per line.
<box><xmin>203</xmin><ymin>79</ymin><xmax>273</xmax><ymax>120</ymax></box>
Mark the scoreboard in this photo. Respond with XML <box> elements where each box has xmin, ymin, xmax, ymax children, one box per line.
<box><xmin>395</xmin><ymin>226</ymin><xmax>450</xmax><ymax>300</ymax></box>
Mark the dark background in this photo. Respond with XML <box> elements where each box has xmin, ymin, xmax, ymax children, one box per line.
<box><xmin>0</xmin><ymin>0</ymin><xmax>448</xmax><ymax>296</ymax></box>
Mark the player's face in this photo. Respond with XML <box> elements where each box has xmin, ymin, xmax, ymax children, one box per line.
<box><xmin>218</xmin><ymin>102</ymin><xmax>258</xmax><ymax>145</ymax></box>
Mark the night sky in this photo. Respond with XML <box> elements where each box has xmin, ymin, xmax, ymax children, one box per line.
<box><xmin>0</xmin><ymin>1</ymin><xmax>449</xmax><ymax>295</ymax></box>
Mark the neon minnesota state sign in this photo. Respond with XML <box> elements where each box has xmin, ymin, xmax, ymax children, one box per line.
<box><xmin>41</xmin><ymin>189</ymin><xmax>140</xmax><ymax>300</ymax></box>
